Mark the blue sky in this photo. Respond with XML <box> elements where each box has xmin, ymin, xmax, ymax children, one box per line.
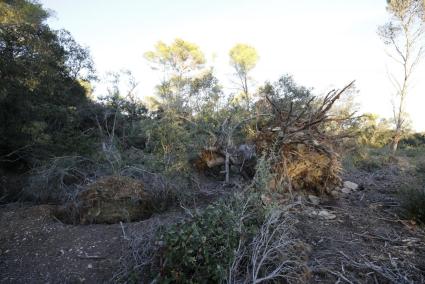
<box><xmin>40</xmin><ymin>0</ymin><xmax>425</xmax><ymax>131</ymax></box>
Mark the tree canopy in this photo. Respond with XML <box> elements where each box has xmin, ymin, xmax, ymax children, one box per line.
<box><xmin>0</xmin><ymin>0</ymin><xmax>95</xmax><ymax>168</ymax></box>
<box><xmin>229</xmin><ymin>43</ymin><xmax>259</xmax><ymax>109</ymax></box>
<box><xmin>0</xmin><ymin>0</ymin><xmax>49</xmax><ymax>25</ymax></box>
<box><xmin>144</xmin><ymin>38</ymin><xmax>205</xmax><ymax>77</ymax></box>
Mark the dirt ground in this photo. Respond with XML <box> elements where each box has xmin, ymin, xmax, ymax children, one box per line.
<box><xmin>0</xmin><ymin>203</ymin><xmax>186</xmax><ymax>283</ymax></box>
<box><xmin>298</xmin><ymin>166</ymin><xmax>425</xmax><ymax>283</ymax></box>
<box><xmin>1</xmin><ymin>167</ymin><xmax>425</xmax><ymax>283</ymax></box>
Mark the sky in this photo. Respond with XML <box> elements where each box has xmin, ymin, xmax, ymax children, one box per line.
<box><xmin>40</xmin><ymin>0</ymin><xmax>425</xmax><ymax>131</ymax></box>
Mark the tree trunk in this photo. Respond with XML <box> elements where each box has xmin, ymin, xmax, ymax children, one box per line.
<box><xmin>225</xmin><ymin>151</ymin><xmax>230</xmax><ymax>184</ymax></box>
<box><xmin>391</xmin><ymin>132</ymin><xmax>401</xmax><ymax>154</ymax></box>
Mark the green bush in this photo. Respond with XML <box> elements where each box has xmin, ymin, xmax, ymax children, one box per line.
<box><xmin>343</xmin><ymin>148</ymin><xmax>386</xmax><ymax>172</ymax></box>
<box><xmin>354</xmin><ymin>156</ymin><xmax>385</xmax><ymax>171</ymax></box>
<box><xmin>157</xmin><ymin>193</ymin><xmax>265</xmax><ymax>283</ymax></box>
<box><xmin>400</xmin><ymin>147</ymin><xmax>425</xmax><ymax>158</ymax></box>
<box><xmin>400</xmin><ymin>133</ymin><xmax>425</xmax><ymax>148</ymax></box>
<box><xmin>399</xmin><ymin>187</ymin><xmax>425</xmax><ymax>224</ymax></box>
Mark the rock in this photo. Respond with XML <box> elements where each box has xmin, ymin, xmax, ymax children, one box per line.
<box><xmin>330</xmin><ymin>190</ymin><xmax>340</xmax><ymax>197</ymax></box>
<box><xmin>308</xmin><ymin>195</ymin><xmax>320</xmax><ymax>205</ymax></box>
<box><xmin>341</xmin><ymin>188</ymin><xmax>351</xmax><ymax>194</ymax></box>
<box><xmin>318</xmin><ymin>210</ymin><xmax>336</xmax><ymax>220</ymax></box>
<box><xmin>343</xmin><ymin>181</ymin><xmax>358</xmax><ymax>191</ymax></box>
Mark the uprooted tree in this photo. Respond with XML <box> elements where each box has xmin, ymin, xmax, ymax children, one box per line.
<box><xmin>255</xmin><ymin>80</ymin><xmax>356</xmax><ymax>194</ymax></box>
<box><xmin>192</xmin><ymin>75</ymin><xmax>356</xmax><ymax>194</ymax></box>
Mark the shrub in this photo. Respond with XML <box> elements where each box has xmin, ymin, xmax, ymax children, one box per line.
<box><xmin>401</xmin><ymin>147</ymin><xmax>425</xmax><ymax>158</ymax></box>
<box><xmin>400</xmin><ymin>133</ymin><xmax>425</xmax><ymax>148</ymax></box>
<box><xmin>343</xmin><ymin>147</ymin><xmax>396</xmax><ymax>172</ymax></box>
<box><xmin>22</xmin><ymin>156</ymin><xmax>95</xmax><ymax>203</ymax></box>
<box><xmin>399</xmin><ymin>186</ymin><xmax>425</xmax><ymax>224</ymax></box>
<box><xmin>118</xmin><ymin>167</ymin><xmax>310</xmax><ymax>284</ymax></box>
<box><xmin>157</xmin><ymin>193</ymin><xmax>265</xmax><ymax>283</ymax></box>
<box><xmin>354</xmin><ymin>156</ymin><xmax>385</xmax><ymax>171</ymax></box>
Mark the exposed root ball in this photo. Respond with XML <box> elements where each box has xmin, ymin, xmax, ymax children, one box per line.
<box><xmin>256</xmin><ymin>130</ymin><xmax>341</xmax><ymax>194</ymax></box>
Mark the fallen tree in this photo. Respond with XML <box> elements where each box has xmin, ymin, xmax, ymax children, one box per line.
<box><xmin>190</xmin><ymin>77</ymin><xmax>356</xmax><ymax>195</ymax></box>
<box><xmin>255</xmin><ymin>81</ymin><xmax>356</xmax><ymax>194</ymax></box>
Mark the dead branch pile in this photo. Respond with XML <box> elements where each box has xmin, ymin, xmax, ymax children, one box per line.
<box><xmin>255</xmin><ymin>81</ymin><xmax>355</xmax><ymax>194</ymax></box>
<box><xmin>55</xmin><ymin>176</ymin><xmax>154</xmax><ymax>224</ymax></box>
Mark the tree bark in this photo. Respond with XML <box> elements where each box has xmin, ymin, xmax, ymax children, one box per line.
<box><xmin>392</xmin><ymin>132</ymin><xmax>401</xmax><ymax>154</ymax></box>
<box><xmin>225</xmin><ymin>151</ymin><xmax>230</xmax><ymax>184</ymax></box>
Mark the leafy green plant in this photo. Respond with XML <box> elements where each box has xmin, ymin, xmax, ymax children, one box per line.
<box><xmin>343</xmin><ymin>147</ymin><xmax>394</xmax><ymax>172</ymax></box>
<box><xmin>400</xmin><ymin>133</ymin><xmax>425</xmax><ymax>148</ymax></box>
<box><xmin>157</xmin><ymin>193</ymin><xmax>265</xmax><ymax>283</ymax></box>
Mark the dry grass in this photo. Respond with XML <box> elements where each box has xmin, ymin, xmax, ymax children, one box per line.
<box><xmin>228</xmin><ymin>209</ymin><xmax>311</xmax><ymax>284</ymax></box>
<box><xmin>22</xmin><ymin>156</ymin><xmax>95</xmax><ymax>203</ymax></box>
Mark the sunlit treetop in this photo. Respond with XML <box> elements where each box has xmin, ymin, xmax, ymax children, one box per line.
<box><xmin>0</xmin><ymin>0</ymin><xmax>49</xmax><ymax>26</ymax></box>
<box><xmin>144</xmin><ymin>38</ymin><xmax>206</xmax><ymax>76</ymax></box>
<box><xmin>229</xmin><ymin>43</ymin><xmax>259</xmax><ymax>73</ymax></box>
<box><xmin>386</xmin><ymin>0</ymin><xmax>425</xmax><ymax>19</ymax></box>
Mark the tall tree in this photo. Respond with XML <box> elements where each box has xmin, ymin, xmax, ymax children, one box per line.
<box><xmin>229</xmin><ymin>43</ymin><xmax>259</xmax><ymax>110</ymax></box>
<box><xmin>144</xmin><ymin>38</ymin><xmax>206</xmax><ymax>114</ymax></box>
<box><xmin>0</xmin><ymin>0</ymin><xmax>48</xmax><ymax>26</ymax></box>
<box><xmin>0</xmin><ymin>0</ymin><xmax>95</xmax><ymax>167</ymax></box>
<box><xmin>379</xmin><ymin>0</ymin><xmax>425</xmax><ymax>153</ymax></box>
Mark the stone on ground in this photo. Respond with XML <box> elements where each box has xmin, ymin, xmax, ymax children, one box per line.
<box><xmin>343</xmin><ymin>181</ymin><xmax>358</xmax><ymax>191</ymax></box>
<box><xmin>341</xmin><ymin>188</ymin><xmax>351</xmax><ymax>194</ymax></box>
<box><xmin>308</xmin><ymin>195</ymin><xmax>320</xmax><ymax>205</ymax></box>
<box><xmin>318</xmin><ymin>210</ymin><xmax>337</xmax><ymax>220</ymax></box>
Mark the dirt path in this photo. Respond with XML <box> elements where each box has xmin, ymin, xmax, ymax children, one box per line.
<box><xmin>0</xmin><ymin>204</ymin><xmax>127</xmax><ymax>283</ymax></box>
<box><xmin>0</xmin><ymin>204</ymin><xmax>184</xmax><ymax>284</ymax></box>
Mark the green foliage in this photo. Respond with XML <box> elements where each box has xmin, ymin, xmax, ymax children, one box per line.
<box><xmin>259</xmin><ymin>75</ymin><xmax>314</xmax><ymax>114</ymax></box>
<box><xmin>355</xmin><ymin>114</ymin><xmax>393</xmax><ymax>148</ymax></box>
<box><xmin>229</xmin><ymin>43</ymin><xmax>259</xmax><ymax>109</ymax></box>
<box><xmin>158</xmin><ymin>193</ymin><xmax>265</xmax><ymax>283</ymax></box>
<box><xmin>0</xmin><ymin>1</ymin><xmax>96</xmax><ymax>168</ymax></box>
<box><xmin>399</xmin><ymin>186</ymin><xmax>425</xmax><ymax>224</ymax></box>
<box><xmin>0</xmin><ymin>0</ymin><xmax>48</xmax><ymax>25</ymax></box>
<box><xmin>400</xmin><ymin>133</ymin><xmax>425</xmax><ymax>148</ymax></box>
<box><xmin>144</xmin><ymin>38</ymin><xmax>205</xmax><ymax>75</ymax></box>
<box><xmin>144</xmin><ymin>38</ymin><xmax>223</xmax><ymax>117</ymax></box>
<box><xmin>229</xmin><ymin>43</ymin><xmax>259</xmax><ymax>73</ymax></box>
<box><xmin>343</xmin><ymin>147</ymin><xmax>391</xmax><ymax>172</ymax></box>
<box><xmin>354</xmin><ymin>155</ymin><xmax>387</xmax><ymax>171</ymax></box>
<box><xmin>142</xmin><ymin>114</ymin><xmax>192</xmax><ymax>176</ymax></box>
<box><xmin>253</xmin><ymin>154</ymin><xmax>276</xmax><ymax>193</ymax></box>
